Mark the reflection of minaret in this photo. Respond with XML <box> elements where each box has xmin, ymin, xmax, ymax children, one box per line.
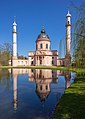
<box><xmin>12</xmin><ymin>17</ymin><xmax>17</xmax><ymax>59</ymax></box>
<box><xmin>65</xmin><ymin>71</ymin><xmax>71</xmax><ymax>88</ymax></box>
<box><xmin>13</xmin><ymin>73</ymin><xmax>18</xmax><ymax>110</ymax></box>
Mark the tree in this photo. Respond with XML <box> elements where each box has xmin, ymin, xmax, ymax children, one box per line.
<box><xmin>0</xmin><ymin>42</ymin><xmax>12</xmax><ymax>66</ymax></box>
<box><xmin>72</xmin><ymin>3</ymin><xmax>85</xmax><ymax>68</ymax></box>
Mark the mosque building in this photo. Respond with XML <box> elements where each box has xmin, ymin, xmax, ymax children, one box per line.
<box><xmin>10</xmin><ymin>10</ymin><xmax>71</xmax><ymax>67</ymax></box>
<box><xmin>28</xmin><ymin>25</ymin><xmax>58</xmax><ymax>66</ymax></box>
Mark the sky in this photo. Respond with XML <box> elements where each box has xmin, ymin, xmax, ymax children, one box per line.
<box><xmin>0</xmin><ymin>0</ymin><xmax>84</xmax><ymax>57</ymax></box>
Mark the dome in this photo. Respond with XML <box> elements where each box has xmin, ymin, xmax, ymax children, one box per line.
<box><xmin>36</xmin><ymin>25</ymin><xmax>50</xmax><ymax>42</ymax></box>
<box><xmin>36</xmin><ymin>90</ymin><xmax>50</xmax><ymax>103</ymax></box>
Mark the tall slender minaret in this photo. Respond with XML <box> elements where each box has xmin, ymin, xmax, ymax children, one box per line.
<box><xmin>13</xmin><ymin>17</ymin><xmax>17</xmax><ymax>59</ymax></box>
<box><xmin>65</xmin><ymin>10</ymin><xmax>71</xmax><ymax>66</ymax></box>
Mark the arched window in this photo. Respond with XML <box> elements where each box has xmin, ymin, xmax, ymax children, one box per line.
<box><xmin>52</xmin><ymin>60</ymin><xmax>54</xmax><ymax>65</ymax></box>
<box><xmin>40</xmin><ymin>85</ymin><xmax>42</xmax><ymax>90</ymax></box>
<box><xmin>46</xmin><ymin>85</ymin><xmax>48</xmax><ymax>90</ymax></box>
<box><xmin>40</xmin><ymin>43</ymin><xmax>42</xmax><ymax>49</ymax></box>
<box><xmin>31</xmin><ymin>61</ymin><xmax>33</xmax><ymax>65</ymax></box>
<box><xmin>40</xmin><ymin>60</ymin><xmax>42</xmax><ymax>65</ymax></box>
<box><xmin>36</xmin><ymin>44</ymin><xmax>38</xmax><ymax>50</ymax></box>
<box><xmin>68</xmin><ymin>21</ymin><xmax>69</xmax><ymax>24</ymax></box>
<box><xmin>46</xmin><ymin>44</ymin><xmax>48</xmax><ymax>49</ymax></box>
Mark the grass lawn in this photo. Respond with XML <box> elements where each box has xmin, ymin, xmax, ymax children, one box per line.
<box><xmin>53</xmin><ymin>74</ymin><xmax>85</xmax><ymax>119</ymax></box>
<box><xmin>0</xmin><ymin>66</ymin><xmax>85</xmax><ymax>73</ymax></box>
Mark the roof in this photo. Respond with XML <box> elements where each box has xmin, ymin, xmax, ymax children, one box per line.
<box><xmin>36</xmin><ymin>25</ymin><xmax>50</xmax><ymax>42</ymax></box>
<box><xmin>18</xmin><ymin>56</ymin><xmax>28</xmax><ymax>60</ymax></box>
<box><xmin>36</xmin><ymin>90</ymin><xmax>50</xmax><ymax>103</ymax></box>
<box><xmin>66</xmin><ymin>10</ymin><xmax>71</xmax><ymax>17</ymax></box>
<box><xmin>13</xmin><ymin>21</ymin><xmax>17</xmax><ymax>26</ymax></box>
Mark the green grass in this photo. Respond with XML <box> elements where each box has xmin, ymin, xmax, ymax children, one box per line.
<box><xmin>53</xmin><ymin>74</ymin><xmax>85</xmax><ymax>119</ymax></box>
<box><xmin>0</xmin><ymin>66</ymin><xmax>85</xmax><ymax>73</ymax></box>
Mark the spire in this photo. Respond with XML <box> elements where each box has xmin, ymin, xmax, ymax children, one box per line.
<box><xmin>66</xmin><ymin>10</ymin><xmax>71</xmax><ymax>17</ymax></box>
<box><xmin>13</xmin><ymin>16</ymin><xmax>17</xmax><ymax>26</ymax></box>
<box><xmin>42</xmin><ymin>25</ymin><xmax>44</xmax><ymax>31</ymax></box>
<box><xmin>41</xmin><ymin>25</ymin><xmax>45</xmax><ymax>33</ymax></box>
<box><xmin>14</xmin><ymin>16</ymin><xmax>16</xmax><ymax>22</ymax></box>
<box><xmin>68</xmin><ymin>10</ymin><xmax>69</xmax><ymax>14</ymax></box>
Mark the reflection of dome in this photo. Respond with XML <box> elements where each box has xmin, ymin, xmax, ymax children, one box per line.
<box><xmin>36</xmin><ymin>90</ymin><xmax>50</xmax><ymax>103</ymax></box>
<box><xmin>36</xmin><ymin>25</ymin><xmax>50</xmax><ymax>42</ymax></box>
<box><xmin>36</xmin><ymin>82</ymin><xmax>50</xmax><ymax>104</ymax></box>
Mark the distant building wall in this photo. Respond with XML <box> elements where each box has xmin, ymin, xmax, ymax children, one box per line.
<box><xmin>57</xmin><ymin>58</ymin><xmax>65</xmax><ymax>66</ymax></box>
<box><xmin>12</xmin><ymin>58</ymin><xmax>28</xmax><ymax>66</ymax></box>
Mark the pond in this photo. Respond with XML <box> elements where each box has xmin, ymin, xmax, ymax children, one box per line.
<box><xmin>0</xmin><ymin>69</ymin><xmax>75</xmax><ymax>119</ymax></box>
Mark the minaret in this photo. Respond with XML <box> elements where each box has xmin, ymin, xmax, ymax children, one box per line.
<box><xmin>12</xmin><ymin>17</ymin><xmax>17</xmax><ymax>59</ymax></box>
<box><xmin>65</xmin><ymin>10</ymin><xmax>71</xmax><ymax>66</ymax></box>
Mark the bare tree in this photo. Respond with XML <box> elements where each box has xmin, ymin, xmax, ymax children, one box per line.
<box><xmin>0</xmin><ymin>42</ymin><xmax>12</xmax><ymax>66</ymax></box>
<box><xmin>72</xmin><ymin>3</ymin><xmax>85</xmax><ymax>68</ymax></box>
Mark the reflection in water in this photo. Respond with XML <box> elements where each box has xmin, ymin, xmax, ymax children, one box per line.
<box><xmin>0</xmin><ymin>69</ymin><xmax>11</xmax><ymax>89</ymax></box>
<box><xmin>29</xmin><ymin>69</ymin><xmax>58</xmax><ymax>104</ymax></box>
<box><xmin>0</xmin><ymin>69</ymin><xmax>10</xmax><ymax>80</ymax></box>
<box><xmin>13</xmin><ymin>73</ymin><xmax>18</xmax><ymax>110</ymax></box>
<box><xmin>10</xmin><ymin>69</ymin><xmax>71</xmax><ymax>110</ymax></box>
<box><xmin>65</xmin><ymin>71</ymin><xmax>71</xmax><ymax>88</ymax></box>
<box><xmin>11</xmin><ymin>69</ymin><xmax>29</xmax><ymax>111</ymax></box>
<box><xmin>0</xmin><ymin>69</ymin><xmax>73</xmax><ymax>119</ymax></box>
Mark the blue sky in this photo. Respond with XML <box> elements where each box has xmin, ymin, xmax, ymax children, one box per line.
<box><xmin>0</xmin><ymin>0</ymin><xmax>84</xmax><ymax>57</ymax></box>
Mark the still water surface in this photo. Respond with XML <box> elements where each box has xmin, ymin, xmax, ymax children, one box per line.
<box><xmin>0</xmin><ymin>69</ymin><xmax>75</xmax><ymax>119</ymax></box>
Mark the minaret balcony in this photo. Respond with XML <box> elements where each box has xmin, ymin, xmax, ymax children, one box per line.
<box><xmin>12</xmin><ymin>31</ymin><xmax>17</xmax><ymax>34</ymax></box>
<box><xmin>65</xmin><ymin>23</ymin><xmax>71</xmax><ymax>27</ymax></box>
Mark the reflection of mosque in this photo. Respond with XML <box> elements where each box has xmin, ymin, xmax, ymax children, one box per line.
<box><xmin>9</xmin><ymin>69</ymin><xmax>71</xmax><ymax>110</ymax></box>
<box><xmin>28</xmin><ymin>69</ymin><xmax>71</xmax><ymax>103</ymax></box>
<box><xmin>32</xmin><ymin>69</ymin><xmax>58</xmax><ymax>103</ymax></box>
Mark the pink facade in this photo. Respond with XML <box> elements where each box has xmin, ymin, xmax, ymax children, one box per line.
<box><xmin>28</xmin><ymin>26</ymin><xmax>58</xmax><ymax>66</ymax></box>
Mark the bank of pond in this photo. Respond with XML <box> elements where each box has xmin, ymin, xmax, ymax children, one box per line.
<box><xmin>0</xmin><ymin>66</ymin><xmax>85</xmax><ymax>73</ymax></box>
<box><xmin>54</xmin><ymin>73</ymin><xmax>85</xmax><ymax>119</ymax></box>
